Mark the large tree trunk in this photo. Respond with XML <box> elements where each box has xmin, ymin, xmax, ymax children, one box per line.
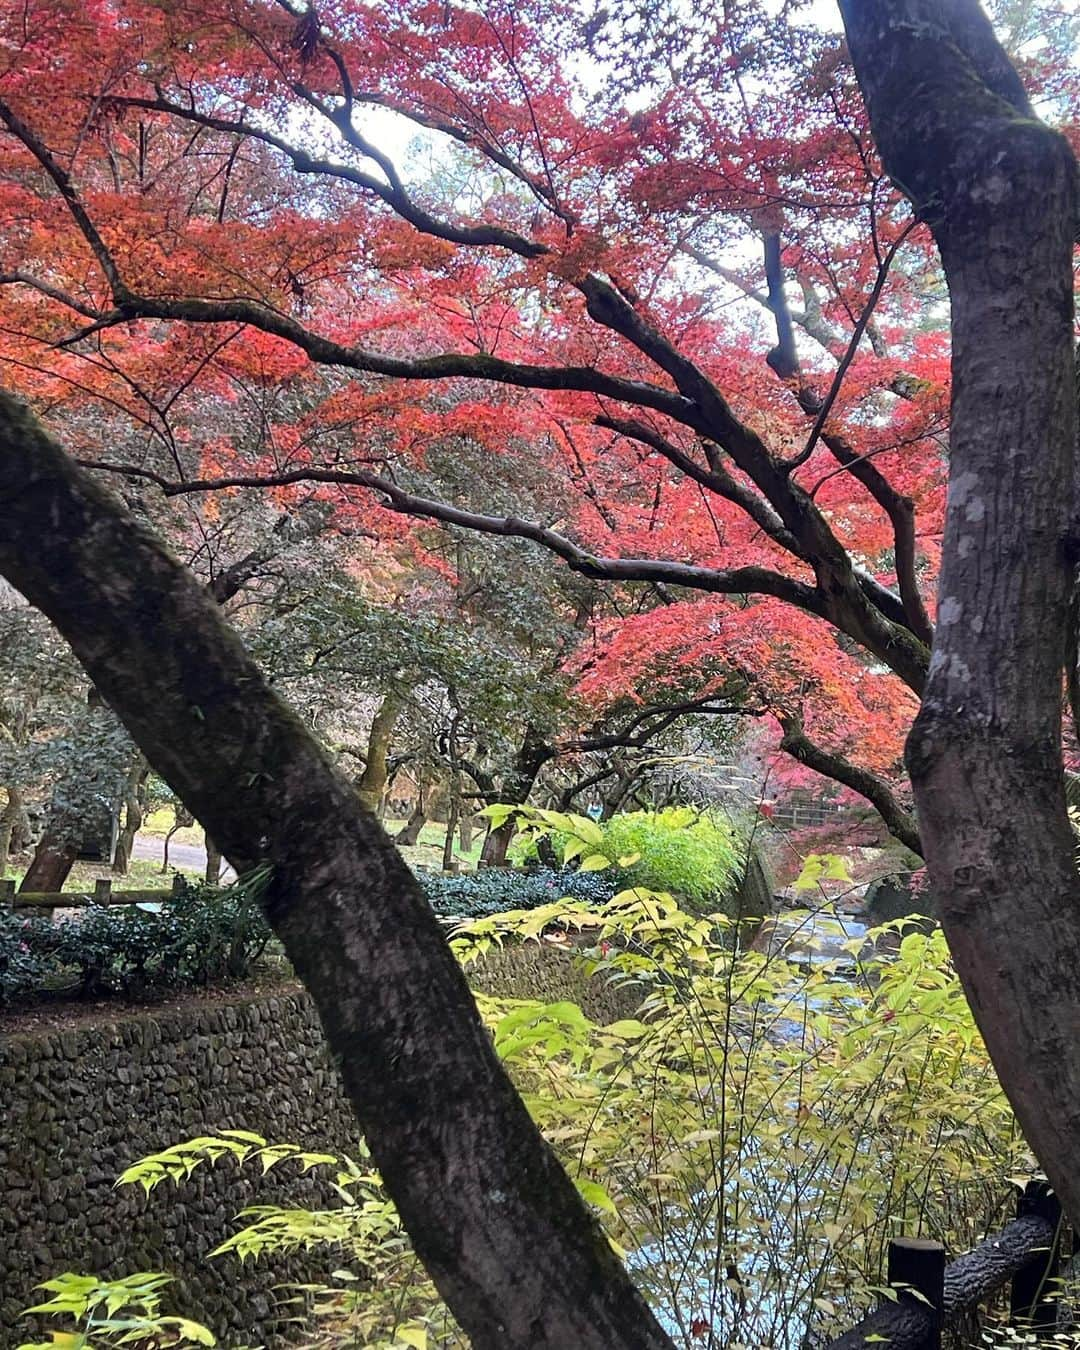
<box><xmin>0</xmin><ymin>391</ymin><xmax>675</xmax><ymax>1350</ymax></box>
<box><xmin>842</xmin><ymin>1</ymin><xmax>1080</xmax><ymax>1218</ymax></box>
<box><xmin>356</xmin><ymin>691</ymin><xmax>404</xmax><ymax>815</ymax></box>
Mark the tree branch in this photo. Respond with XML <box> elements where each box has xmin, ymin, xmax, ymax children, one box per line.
<box><xmin>0</xmin><ymin>99</ymin><xmax>129</xmax><ymax>304</ymax></box>
<box><xmin>106</xmin><ymin>94</ymin><xmax>548</xmax><ymax>260</ymax></box>
<box><xmin>778</xmin><ymin>713</ymin><xmax>921</xmax><ymax>855</ymax></box>
<box><xmin>75</xmin><ymin>457</ymin><xmax>828</xmax><ymax>611</ymax></box>
<box><xmin>595</xmin><ymin>413</ymin><xmax>804</xmax><ymax>557</ymax></box>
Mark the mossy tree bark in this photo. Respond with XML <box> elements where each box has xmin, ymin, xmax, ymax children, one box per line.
<box><xmin>0</xmin><ymin>390</ymin><xmax>676</xmax><ymax>1350</ymax></box>
<box><xmin>841</xmin><ymin>0</ymin><xmax>1080</xmax><ymax>1218</ymax></box>
<box><xmin>356</xmin><ymin>691</ymin><xmax>405</xmax><ymax>815</ymax></box>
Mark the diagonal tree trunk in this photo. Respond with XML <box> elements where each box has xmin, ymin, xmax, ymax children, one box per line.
<box><xmin>841</xmin><ymin>0</ymin><xmax>1080</xmax><ymax>1218</ymax></box>
<box><xmin>0</xmin><ymin>389</ymin><xmax>675</xmax><ymax>1350</ymax></box>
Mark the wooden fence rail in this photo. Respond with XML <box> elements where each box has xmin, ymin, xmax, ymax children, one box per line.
<box><xmin>828</xmin><ymin>1181</ymin><xmax>1064</xmax><ymax>1350</ymax></box>
<box><xmin>0</xmin><ymin>876</ymin><xmax>185</xmax><ymax>909</ymax></box>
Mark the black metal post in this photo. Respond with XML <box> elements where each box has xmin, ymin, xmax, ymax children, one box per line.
<box><xmin>1011</xmin><ymin>1180</ymin><xmax>1063</xmax><ymax>1331</ymax></box>
<box><xmin>888</xmin><ymin>1238</ymin><xmax>945</xmax><ymax>1350</ymax></box>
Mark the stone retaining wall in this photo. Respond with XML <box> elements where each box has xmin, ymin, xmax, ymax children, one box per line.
<box><xmin>0</xmin><ymin>944</ymin><xmax>640</xmax><ymax>1346</ymax></box>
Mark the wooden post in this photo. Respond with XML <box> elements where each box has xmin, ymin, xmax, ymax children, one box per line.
<box><xmin>93</xmin><ymin>877</ymin><xmax>112</xmax><ymax>905</ymax></box>
<box><xmin>1011</xmin><ymin>1180</ymin><xmax>1063</xmax><ymax>1330</ymax></box>
<box><xmin>0</xmin><ymin>877</ymin><xmax>15</xmax><ymax>904</ymax></box>
<box><xmin>888</xmin><ymin>1238</ymin><xmax>945</xmax><ymax>1350</ymax></box>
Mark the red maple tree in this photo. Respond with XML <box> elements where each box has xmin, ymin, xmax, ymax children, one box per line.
<box><xmin>0</xmin><ymin>0</ymin><xmax>1076</xmax><ymax>851</ymax></box>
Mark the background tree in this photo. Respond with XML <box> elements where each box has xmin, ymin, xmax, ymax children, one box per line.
<box><xmin>0</xmin><ymin>0</ymin><xmax>1004</xmax><ymax>846</ymax></box>
<box><xmin>0</xmin><ymin>0</ymin><xmax>1079</xmax><ymax>1342</ymax></box>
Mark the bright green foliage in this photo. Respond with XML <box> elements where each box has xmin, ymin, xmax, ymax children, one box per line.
<box><xmin>492</xmin><ymin>805</ymin><xmax>741</xmax><ymax>911</ymax></box>
<box><xmin>17</xmin><ymin>1272</ymin><xmax>214</xmax><ymax>1350</ymax></box>
<box><xmin>793</xmin><ymin>853</ymin><xmax>856</xmax><ymax>893</ymax></box>
<box><xmin>116</xmin><ymin>1131</ymin><xmax>338</xmax><ymax>1192</ymax></box>
<box><xmin>31</xmin><ymin>895</ymin><xmax>1035</xmax><ymax>1349</ymax></box>
<box><xmin>600</xmin><ymin>808</ymin><xmax>739</xmax><ymax>907</ymax></box>
<box><xmin>117</xmin><ymin>1135</ymin><xmax>454</xmax><ymax>1350</ymax></box>
<box><xmin>455</xmin><ymin>895</ymin><xmax>1029</xmax><ymax>1343</ymax></box>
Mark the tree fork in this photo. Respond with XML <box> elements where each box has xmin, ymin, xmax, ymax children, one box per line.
<box><xmin>842</xmin><ymin>0</ymin><xmax>1080</xmax><ymax>1218</ymax></box>
<box><xmin>0</xmin><ymin>390</ymin><xmax>676</xmax><ymax>1350</ymax></box>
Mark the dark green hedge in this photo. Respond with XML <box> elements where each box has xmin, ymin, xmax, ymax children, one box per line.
<box><xmin>0</xmin><ymin>877</ymin><xmax>270</xmax><ymax>1004</ymax></box>
<box><xmin>0</xmin><ymin>867</ymin><xmax>613</xmax><ymax>1005</ymax></box>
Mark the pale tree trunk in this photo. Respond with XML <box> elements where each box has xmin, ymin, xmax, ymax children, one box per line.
<box><xmin>842</xmin><ymin>1</ymin><xmax>1080</xmax><ymax>1218</ymax></box>
<box><xmin>0</xmin><ymin>392</ymin><xmax>675</xmax><ymax>1350</ymax></box>
<box><xmin>356</xmin><ymin>691</ymin><xmax>405</xmax><ymax>815</ymax></box>
<box><xmin>112</xmin><ymin>756</ymin><xmax>148</xmax><ymax>875</ymax></box>
<box><xmin>204</xmin><ymin>836</ymin><xmax>223</xmax><ymax>885</ymax></box>
<box><xmin>0</xmin><ymin>785</ymin><xmax>27</xmax><ymax>876</ymax></box>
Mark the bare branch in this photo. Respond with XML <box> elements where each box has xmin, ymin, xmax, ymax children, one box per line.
<box><xmin>786</xmin><ymin>220</ymin><xmax>916</xmax><ymax>471</ymax></box>
<box><xmin>596</xmin><ymin>413</ymin><xmax>803</xmax><ymax>557</ymax></box>
<box><xmin>778</xmin><ymin>712</ymin><xmax>921</xmax><ymax>854</ymax></box>
<box><xmin>77</xmin><ymin>457</ymin><xmax>827</xmax><ymax>613</ymax></box>
<box><xmin>0</xmin><ymin>271</ymin><xmax>105</xmax><ymax>320</ymax></box>
<box><xmin>0</xmin><ymin>99</ymin><xmax>129</xmax><ymax>304</ymax></box>
<box><xmin>107</xmin><ymin>94</ymin><xmax>548</xmax><ymax>260</ymax></box>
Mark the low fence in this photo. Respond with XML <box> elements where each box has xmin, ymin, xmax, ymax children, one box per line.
<box><xmin>827</xmin><ymin>1181</ymin><xmax>1065</xmax><ymax>1350</ymax></box>
<box><xmin>0</xmin><ymin>876</ymin><xmax>184</xmax><ymax>908</ymax></box>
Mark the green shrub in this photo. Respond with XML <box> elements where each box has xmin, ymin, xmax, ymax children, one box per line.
<box><xmin>417</xmin><ymin>866</ymin><xmax>615</xmax><ymax>920</ymax></box>
<box><xmin>505</xmin><ymin>806</ymin><xmax>742</xmax><ymax>911</ymax></box>
<box><xmin>44</xmin><ymin>909</ymin><xmax>1033</xmax><ymax>1350</ymax></box>
<box><xmin>602</xmin><ymin>807</ymin><xmax>739</xmax><ymax>908</ymax></box>
<box><xmin>0</xmin><ymin>876</ymin><xmax>273</xmax><ymax>1005</ymax></box>
<box><xmin>0</xmin><ymin>868</ymin><xmax>613</xmax><ymax>1005</ymax></box>
<box><xmin>0</xmin><ymin>909</ymin><xmax>51</xmax><ymax>1003</ymax></box>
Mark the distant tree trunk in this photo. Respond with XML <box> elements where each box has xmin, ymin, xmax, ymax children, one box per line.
<box><xmin>458</xmin><ymin>813</ymin><xmax>475</xmax><ymax>853</ymax></box>
<box><xmin>0</xmin><ymin>810</ymin><xmax>11</xmax><ymax>878</ymax></box>
<box><xmin>442</xmin><ymin>774</ymin><xmax>462</xmax><ymax>871</ymax></box>
<box><xmin>112</xmin><ymin>757</ymin><xmax>148</xmax><ymax>875</ymax></box>
<box><xmin>8</xmin><ymin>787</ymin><xmax>31</xmax><ymax>853</ymax></box>
<box><xmin>204</xmin><ymin>836</ymin><xmax>223</xmax><ymax>885</ymax></box>
<box><xmin>0</xmin><ymin>390</ymin><xmax>675</xmax><ymax>1350</ymax></box>
<box><xmin>395</xmin><ymin>801</ymin><xmax>427</xmax><ymax>846</ymax></box>
<box><xmin>843</xmin><ymin>1</ymin><xmax>1080</xmax><ymax>1222</ymax></box>
<box><xmin>0</xmin><ymin>786</ymin><xmax>27</xmax><ymax>876</ymax></box>
<box><xmin>479</xmin><ymin>725</ymin><xmax>554</xmax><ymax>865</ymax></box>
<box><xmin>19</xmin><ymin>825</ymin><xmax>79</xmax><ymax>894</ymax></box>
<box><xmin>356</xmin><ymin>692</ymin><xmax>405</xmax><ymax>815</ymax></box>
<box><xmin>160</xmin><ymin>805</ymin><xmax>194</xmax><ymax>873</ymax></box>
<box><xmin>21</xmin><ymin>687</ymin><xmax>120</xmax><ymax>892</ymax></box>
